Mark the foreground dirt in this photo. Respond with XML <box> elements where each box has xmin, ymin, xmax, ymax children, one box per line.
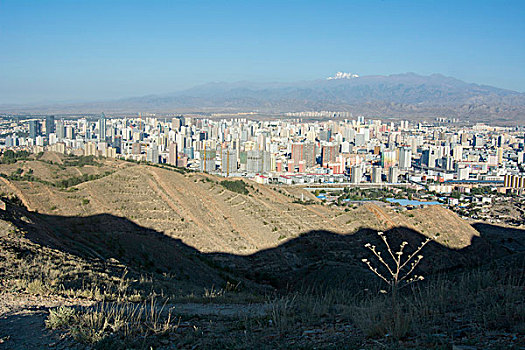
<box><xmin>0</xmin><ymin>292</ymin><xmax>92</xmax><ymax>349</ymax></box>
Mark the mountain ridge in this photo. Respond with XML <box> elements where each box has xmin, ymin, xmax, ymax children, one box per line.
<box><xmin>2</xmin><ymin>73</ymin><xmax>524</xmax><ymax>122</ymax></box>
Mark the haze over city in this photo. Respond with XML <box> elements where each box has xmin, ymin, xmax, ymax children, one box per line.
<box><xmin>1</xmin><ymin>0</ymin><xmax>524</xmax><ymax>104</ymax></box>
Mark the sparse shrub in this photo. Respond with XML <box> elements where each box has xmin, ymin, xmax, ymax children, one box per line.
<box><xmin>63</xmin><ymin>155</ymin><xmax>100</xmax><ymax>167</ymax></box>
<box><xmin>220</xmin><ymin>180</ymin><xmax>249</xmax><ymax>195</ymax></box>
<box><xmin>47</xmin><ymin>299</ymin><xmax>178</xmax><ymax>345</ymax></box>
<box><xmin>268</xmin><ymin>295</ymin><xmax>297</xmax><ymax>334</ymax></box>
<box><xmin>45</xmin><ymin>306</ymin><xmax>76</xmax><ymax>330</ymax></box>
<box><xmin>352</xmin><ymin>297</ymin><xmax>413</xmax><ymax>339</ymax></box>
<box><xmin>26</xmin><ymin>279</ymin><xmax>51</xmax><ymax>295</ymax></box>
<box><xmin>203</xmin><ymin>286</ymin><xmax>225</xmax><ymax>299</ymax></box>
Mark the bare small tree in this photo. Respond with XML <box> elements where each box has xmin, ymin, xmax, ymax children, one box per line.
<box><xmin>362</xmin><ymin>231</ymin><xmax>438</xmax><ymax>297</ymax></box>
<box><xmin>360</xmin><ymin>231</ymin><xmax>438</xmax><ymax>338</ymax></box>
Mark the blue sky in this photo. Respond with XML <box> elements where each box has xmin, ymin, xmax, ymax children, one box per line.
<box><xmin>0</xmin><ymin>0</ymin><xmax>524</xmax><ymax>104</ymax></box>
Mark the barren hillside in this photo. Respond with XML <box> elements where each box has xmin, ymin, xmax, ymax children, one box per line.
<box><xmin>0</xmin><ymin>153</ymin><xmax>479</xmax><ymax>255</ymax></box>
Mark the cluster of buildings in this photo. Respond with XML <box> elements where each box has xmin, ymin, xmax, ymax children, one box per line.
<box><xmin>1</xmin><ymin>114</ymin><xmax>524</xmax><ymax>192</ymax></box>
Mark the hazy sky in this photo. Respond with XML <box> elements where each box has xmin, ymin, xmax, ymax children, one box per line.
<box><xmin>1</xmin><ymin>0</ymin><xmax>524</xmax><ymax>104</ymax></box>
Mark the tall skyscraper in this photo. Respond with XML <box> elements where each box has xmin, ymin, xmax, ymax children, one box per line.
<box><xmin>200</xmin><ymin>149</ymin><xmax>216</xmax><ymax>172</ymax></box>
<box><xmin>221</xmin><ymin>148</ymin><xmax>237</xmax><ymax>175</ymax></box>
<box><xmin>381</xmin><ymin>150</ymin><xmax>397</xmax><ymax>169</ymax></box>
<box><xmin>28</xmin><ymin>120</ymin><xmax>41</xmax><ymax>139</ymax></box>
<box><xmin>99</xmin><ymin>113</ymin><xmax>107</xmax><ymax>141</ymax></box>
<box><xmin>398</xmin><ymin>147</ymin><xmax>412</xmax><ymax>170</ymax></box>
<box><xmin>168</xmin><ymin>142</ymin><xmax>178</xmax><ymax>166</ymax></box>
<box><xmin>146</xmin><ymin>144</ymin><xmax>159</xmax><ymax>163</ymax></box>
<box><xmin>45</xmin><ymin>115</ymin><xmax>55</xmax><ymax>135</ymax></box>
<box><xmin>56</xmin><ymin>120</ymin><xmax>65</xmax><ymax>140</ymax></box>
<box><xmin>351</xmin><ymin>165</ymin><xmax>362</xmax><ymax>184</ymax></box>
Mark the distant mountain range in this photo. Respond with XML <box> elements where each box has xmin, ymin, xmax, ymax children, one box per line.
<box><xmin>2</xmin><ymin>73</ymin><xmax>525</xmax><ymax>122</ymax></box>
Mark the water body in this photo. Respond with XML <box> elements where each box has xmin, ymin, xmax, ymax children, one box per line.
<box><xmin>386</xmin><ymin>198</ymin><xmax>441</xmax><ymax>206</ymax></box>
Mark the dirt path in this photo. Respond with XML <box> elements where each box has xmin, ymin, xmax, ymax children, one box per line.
<box><xmin>0</xmin><ymin>292</ymin><xmax>92</xmax><ymax>349</ymax></box>
<box><xmin>168</xmin><ymin>302</ymin><xmax>269</xmax><ymax>317</ymax></box>
<box><xmin>365</xmin><ymin>204</ymin><xmax>396</xmax><ymax>229</ymax></box>
<box><xmin>0</xmin><ymin>292</ymin><xmax>269</xmax><ymax>349</ymax></box>
<box><xmin>0</xmin><ymin>178</ymin><xmax>33</xmax><ymax>211</ymax></box>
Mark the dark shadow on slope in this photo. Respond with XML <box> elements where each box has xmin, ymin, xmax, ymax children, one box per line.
<box><xmin>210</xmin><ymin>225</ymin><xmax>520</xmax><ymax>290</ymax></box>
<box><xmin>472</xmin><ymin>223</ymin><xmax>525</xmax><ymax>253</ymax></box>
<box><xmin>1</xmin><ymin>198</ymin><xmax>523</xmax><ymax>294</ymax></box>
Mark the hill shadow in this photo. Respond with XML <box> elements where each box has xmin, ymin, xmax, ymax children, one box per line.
<box><xmin>472</xmin><ymin>222</ymin><xmax>525</xmax><ymax>254</ymax></box>
<box><xmin>1</xmin><ymin>199</ymin><xmax>523</xmax><ymax>293</ymax></box>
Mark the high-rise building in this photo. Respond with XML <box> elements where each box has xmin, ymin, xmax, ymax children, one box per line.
<box><xmin>350</xmin><ymin>166</ymin><xmax>362</xmax><ymax>184</ymax></box>
<box><xmin>388</xmin><ymin>166</ymin><xmax>399</xmax><ymax>183</ymax></box>
<box><xmin>421</xmin><ymin>148</ymin><xmax>437</xmax><ymax>168</ymax></box>
<box><xmin>321</xmin><ymin>144</ymin><xmax>338</xmax><ymax>166</ymax></box>
<box><xmin>382</xmin><ymin>150</ymin><xmax>397</xmax><ymax>169</ymax></box>
<box><xmin>355</xmin><ymin>133</ymin><xmax>366</xmax><ymax>147</ymax></box>
<box><xmin>28</xmin><ymin>120</ymin><xmax>41</xmax><ymax>139</ymax></box>
<box><xmin>444</xmin><ymin>156</ymin><xmax>454</xmax><ymax>171</ymax></box>
<box><xmin>291</xmin><ymin>142</ymin><xmax>316</xmax><ymax>168</ymax></box>
<box><xmin>497</xmin><ymin>147</ymin><xmax>504</xmax><ymax>165</ymax></box>
<box><xmin>55</xmin><ymin>120</ymin><xmax>65</xmax><ymax>140</ymax></box>
<box><xmin>171</xmin><ymin>116</ymin><xmax>183</xmax><ymax>131</ymax></box>
<box><xmin>371</xmin><ymin>166</ymin><xmax>382</xmax><ymax>183</ymax></box>
<box><xmin>398</xmin><ymin>147</ymin><xmax>412</xmax><ymax>170</ymax></box>
<box><xmin>168</xmin><ymin>142</ymin><xmax>178</xmax><ymax>166</ymax></box>
<box><xmin>457</xmin><ymin>167</ymin><xmax>470</xmax><ymax>180</ymax></box>
<box><xmin>518</xmin><ymin>151</ymin><xmax>525</xmax><ymax>165</ymax></box>
<box><xmin>200</xmin><ymin>149</ymin><xmax>216</xmax><ymax>172</ymax></box>
<box><xmin>452</xmin><ymin>145</ymin><xmax>463</xmax><ymax>162</ymax></box>
<box><xmin>497</xmin><ymin>135</ymin><xmax>504</xmax><ymax>147</ymax></box>
<box><xmin>503</xmin><ymin>175</ymin><xmax>525</xmax><ymax>189</ymax></box>
<box><xmin>65</xmin><ymin>125</ymin><xmax>74</xmax><ymax>140</ymax></box>
<box><xmin>146</xmin><ymin>144</ymin><xmax>159</xmax><ymax>163</ymax></box>
<box><xmin>84</xmin><ymin>142</ymin><xmax>98</xmax><ymax>156</ymax></box>
<box><xmin>99</xmin><ymin>113</ymin><xmax>107</xmax><ymax>141</ymax></box>
<box><xmin>473</xmin><ymin>135</ymin><xmax>484</xmax><ymax>148</ymax></box>
<box><xmin>45</xmin><ymin>115</ymin><xmax>55</xmax><ymax>135</ymax></box>
<box><xmin>131</xmin><ymin>142</ymin><xmax>142</xmax><ymax>155</ymax></box>
<box><xmin>5</xmin><ymin>136</ymin><xmax>15</xmax><ymax>147</ymax></box>
<box><xmin>246</xmin><ymin>150</ymin><xmax>270</xmax><ymax>174</ymax></box>
<box><xmin>221</xmin><ymin>148</ymin><xmax>237</xmax><ymax>175</ymax></box>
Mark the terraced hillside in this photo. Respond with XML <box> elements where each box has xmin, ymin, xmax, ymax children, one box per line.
<box><xmin>0</xmin><ymin>152</ymin><xmax>479</xmax><ymax>255</ymax></box>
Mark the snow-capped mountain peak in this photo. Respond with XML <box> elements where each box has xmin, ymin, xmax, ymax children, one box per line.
<box><xmin>327</xmin><ymin>72</ymin><xmax>359</xmax><ymax>80</ymax></box>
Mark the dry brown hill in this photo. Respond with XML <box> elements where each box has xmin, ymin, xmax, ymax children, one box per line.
<box><xmin>0</xmin><ymin>152</ymin><xmax>479</xmax><ymax>256</ymax></box>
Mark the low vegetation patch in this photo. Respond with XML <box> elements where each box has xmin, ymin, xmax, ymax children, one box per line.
<box><xmin>46</xmin><ymin>300</ymin><xmax>178</xmax><ymax>347</ymax></box>
<box><xmin>220</xmin><ymin>180</ymin><xmax>249</xmax><ymax>195</ymax></box>
<box><xmin>56</xmin><ymin>171</ymin><xmax>113</xmax><ymax>188</ymax></box>
<box><xmin>62</xmin><ymin>155</ymin><xmax>101</xmax><ymax>167</ymax></box>
<box><xmin>0</xmin><ymin>150</ymin><xmax>31</xmax><ymax>164</ymax></box>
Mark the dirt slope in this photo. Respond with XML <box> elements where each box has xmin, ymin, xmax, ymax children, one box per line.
<box><xmin>0</xmin><ymin>155</ymin><xmax>479</xmax><ymax>256</ymax></box>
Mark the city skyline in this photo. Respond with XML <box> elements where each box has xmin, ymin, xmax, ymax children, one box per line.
<box><xmin>1</xmin><ymin>0</ymin><xmax>524</xmax><ymax>104</ymax></box>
